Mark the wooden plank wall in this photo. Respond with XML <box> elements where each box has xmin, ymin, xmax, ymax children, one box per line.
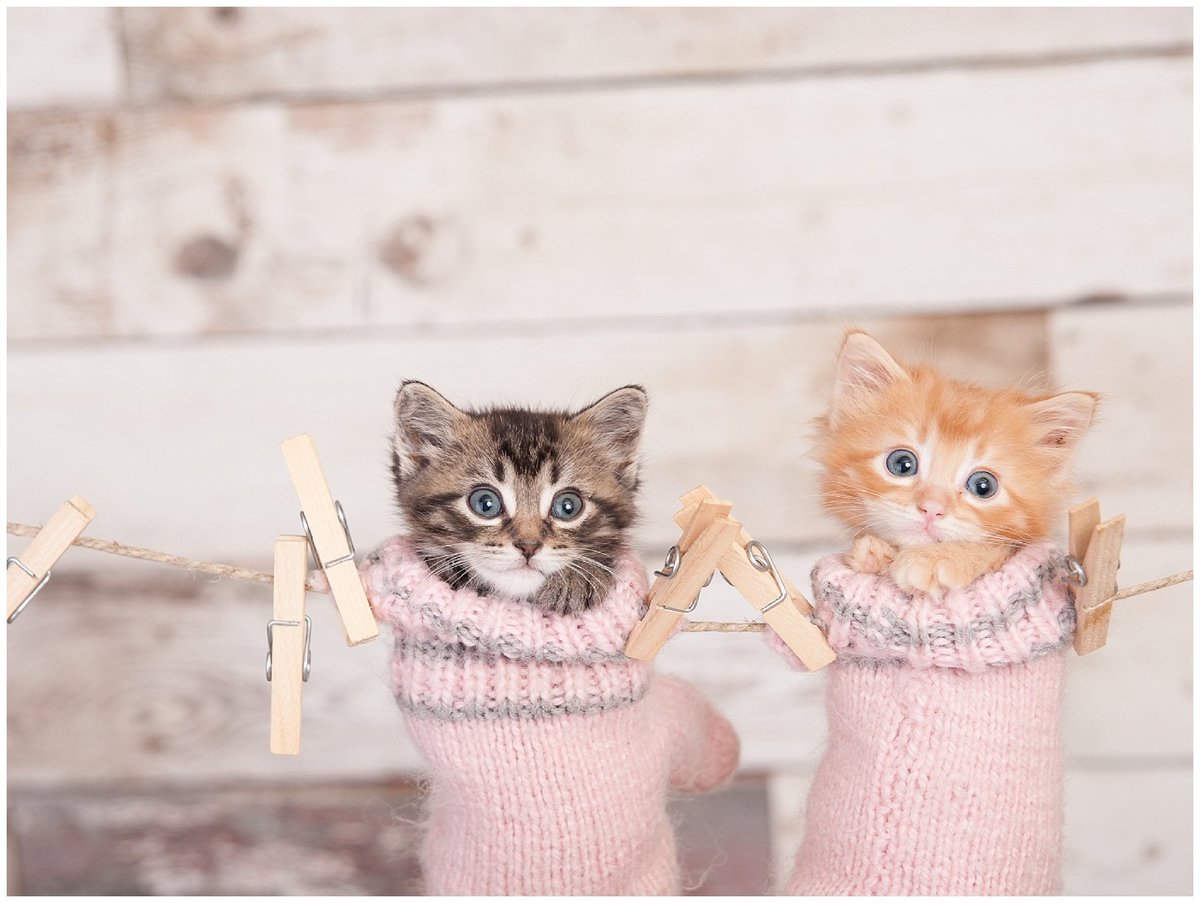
<box><xmin>7</xmin><ymin>8</ymin><xmax>1192</xmax><ymax>895</ymax></box>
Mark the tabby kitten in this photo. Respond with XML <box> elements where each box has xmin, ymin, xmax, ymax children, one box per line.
<box><xmin>390</xmin><ymin>381</ymin><xmax>647</xmax><ymax>613</ymax></box>
<box><xmin>818</xmin><ymin>331</ymin><xmax>1098</xmax><ymax>596</ymax></box>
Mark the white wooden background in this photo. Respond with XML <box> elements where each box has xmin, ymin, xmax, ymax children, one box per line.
<box><xmin>7</xmin><ymin>8</ymin><xmax>1192</xmax><ymax>895</ymax></box>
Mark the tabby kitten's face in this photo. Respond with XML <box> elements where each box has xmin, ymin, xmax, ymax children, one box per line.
<box><xmin>818</xmin><ymin>332</ymin><xmax>1098</xmax><ymax>548</ymax></box>
<box><xmin>391</xmin><ymin>382</ymin><xmax>647</xmax><ymax>613</ymax></box>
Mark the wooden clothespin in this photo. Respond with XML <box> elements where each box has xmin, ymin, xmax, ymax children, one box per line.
<box><xmin>677</xmin><ymin>486</ymin><xmax>836</xmax><ymax>671</ymax></box>
<box><xmin>624</xmin><ymin>499</ymin><xmax>742</xmax><ymax>661</ymax></box>
<box><xmin>6</xmin><ymin>496</ymin><xmax>95</xmax><ymax>623</ymax></box>
<box><xmin>1067</xmin><ymin>498</ymin><xmax>1125</xmax><ymax>656</ymax></box>
<box><xmin>268</xmin><ymin>535</ymin><xmax>311</xmax><ymax>755</ymax></box>
<box><xmin>281</xmin><ymin>434</ymin><xmax>378</xmax><ymax>646</ymax></box>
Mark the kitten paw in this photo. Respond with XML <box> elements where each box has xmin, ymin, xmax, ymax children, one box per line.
<box><xmin>932</xmin><ymin>555</ymin><xmax>987</xmax><ymax>593</ymax></box>
<box><xmin>847</xmin><ymin>535</ymin><xmax>897</xmax><ymax>574</ymax></box>
<box><xmin>889</xmin><ymin>547</ymin><xmax>948</xmax><ymax>598</ymax></box>
<box><xmin>889</xmin><ymin>544</ymin><xmax>1011</xmax><ymax>597</ymax></box>
<box><xmin>532</xmin><ymin>567</ymin><xmax>609</xmax><ymax>614</ymax></box>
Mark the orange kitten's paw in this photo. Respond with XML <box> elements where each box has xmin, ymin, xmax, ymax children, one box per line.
<box><xmin>889</xmin><ymin>544</ymin><xmax>1009</xmax><ymax>597</ymax></box>
<box><xmin>932</xmin><ymin>554</ymin><xmax>992</xmax><ymax>592</ymax></box>
<box><xmin>889</xmin><ymin>547</ymin><xmax>948</xmax><ymax>598</ymax></box>
<box><xmin>847</xmin><ymin>535</ymin><xmax>897</xmax><ymax>575</ymax></box>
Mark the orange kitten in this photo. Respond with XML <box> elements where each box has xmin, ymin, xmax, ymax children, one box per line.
<box><xmin>817</xmin><ymin>331</ymin><xmax>1098</xmax><ymax>596</ymax></box>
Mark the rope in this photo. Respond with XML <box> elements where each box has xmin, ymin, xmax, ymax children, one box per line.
<box><xmin>7</xmin><ymin>522</ymin><xmax>1191</xmax><ymax>630</ymax></box>
<box><xmin>6</xmin><ymin>522</ymin><xmax>325</xmax><ymax>593</ymax></box>
<box><xmin>682</xmin><ymin>620</ymin><xmax>766</xmax><ymax>633</ymax></box>
<box><xmin>1108</xmin><ymin>569</ymin><xmax>1193</xmax><ymax>604</ymax></box>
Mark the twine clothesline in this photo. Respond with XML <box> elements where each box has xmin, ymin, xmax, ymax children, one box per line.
<box><xmin>8</xmin><ymin>522</ymin><xmax>280</xmax><ymax>587</ymax></box>
<box><xmin>6</xmin><ymin>522</ymin><xmax>1192</xmax><ymax>632</ymax></box>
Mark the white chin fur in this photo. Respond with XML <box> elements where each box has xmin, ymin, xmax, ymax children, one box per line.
<box><xmin>471</xmin><ymin>562</ymin><xmax>548</xmax><ymax>600</ymax></box>
<box><xmin>464</xmin><ymin>547</ymin><xmax>576</xmax><ymax>601</ymax></box>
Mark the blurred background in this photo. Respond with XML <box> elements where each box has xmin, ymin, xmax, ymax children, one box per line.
<box><xmin>6</xmin><ymin>7</ymin><xmax>1192</xmax><ymax>895</ymax></box>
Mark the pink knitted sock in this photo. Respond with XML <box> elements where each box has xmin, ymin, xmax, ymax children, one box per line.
<box><xmin>768</xmin><ymin>543</ymin><xmax>1075</xmax><ymax>895</ymax></box>
<box><xmin>361</xmin><ymin>537</ymin><xmax>740</xmax><ymax>895</ymax></box>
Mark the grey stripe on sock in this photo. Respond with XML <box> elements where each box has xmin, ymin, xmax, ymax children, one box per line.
<box><xmin>398</xmin><ymin>599</ymin><xmax>630</xmax><ymax>664</ymax></box>
<box><xmin>397</xmin><ymin>679</ymin><xmax>651</xmax><ymax>722</ymax></box>
<box><xmin>814</xmin><ymin>556</ymin><xmax>1075</xmax><ymax>666</ymax></box>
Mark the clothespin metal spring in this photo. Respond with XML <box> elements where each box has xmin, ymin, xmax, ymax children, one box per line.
<box><xmin>654</xmin><ymin>545</ymin><xmax>681</xmax><ymax>579</ymax></box>
<box><xmin>266</xmin><ymin>616</ymin><xmax>313</xmax><ymax>682</ymax></box>
<box><xmin>1064</xmin><ymin>554</ymin><xmax>1124</xmax><ymax>610</ymax></box>
<box><xmin>745</xmin><ymin>540</ymin><xmax>788</xmax><ymax>613</ymax></box>
<box><xmin>7</xmin><ymin>495</ymin><xmax>95</xmax><ymax>625</ymax></box>
<box><xmin>6</xmin><ymin>557</ymin><xmax>49</xmax><ymax>623</ymax></box>
<box><xmin>652</xmin><ymin>544</ymin><xmax>713</xmax><ymax>613</ymax></box>
<box><xmin>649</xmin><ymin>523</ymin><xmax>803</xmax><ymax>618</ymax></box>
<box><xmin>1063</xmin><ymin>555</ymin><xmax>1088</xmax><ymax>587</ymax></box>
<box><xmin>300</xmin><ymin>501</ymin><xmax>356</xmax><ymax>569</ymax></box>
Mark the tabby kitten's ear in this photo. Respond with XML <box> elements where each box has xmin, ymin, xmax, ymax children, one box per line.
<box><xmin>393</xmin><ymin>381</ymin><xmax>468</xmax><ymax>478</ymax></box>
<box><xmin>831</xmin><ymin>331</ymin><xmax>908</xmax><ymax>423</ymax></box>
<box><xmin>1027</xmin><ymin>391</ymin><xmax>1099</xmax><ymax>454</ymax></box>
<box><xmin>570</xmin><ymin>385</ymin><xmax>648</xmax><ymax>489</ymax></box>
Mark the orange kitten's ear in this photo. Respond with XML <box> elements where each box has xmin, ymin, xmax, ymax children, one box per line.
<box><xmin>831</xmin><ymin>331</ymin><xmax>907</xmax><ymax>420</ymax></box>
<box><xmin>1027</xmin><ymin>391</ymin><xmax>1099</xmax><ymax>452</ymax></box>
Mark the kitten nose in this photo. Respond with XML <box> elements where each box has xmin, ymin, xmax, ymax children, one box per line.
<box><xmin>918</xmin><ymin>499</ymin><xmax>946</xmax><ymax>521</ymax></box>
<box><xmin>513</xmin><ymin>538</ymin><xmax>543</xmax><ymax>560</ymax></box>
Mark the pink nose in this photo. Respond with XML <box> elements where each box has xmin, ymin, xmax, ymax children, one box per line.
<box><xmin>918</xmin><ymin>499</ymin><xmax>946</xmax><ymax>522</ymax></box>
<box><xmin>513</xmin><ymin>538</ymin><xmax>543</xmax><ymax>560</ymax></box>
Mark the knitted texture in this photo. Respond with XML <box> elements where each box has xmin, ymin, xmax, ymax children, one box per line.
<box><xmin>769</xmin><ymin>542</ymin><xmax>1075</xmax><ymax>895</ymax></box>
<box><xmin>361</xmin><ymin>536</ymin><xmax>654</xmax><ymax>720</ymax></box>
<box><xmin>361</xmin><ymin>537</ymin><xmax>740</xmax><ymax>895</ymax></box>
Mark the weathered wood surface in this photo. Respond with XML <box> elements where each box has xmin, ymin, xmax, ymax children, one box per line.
<box><xmin>1060</xmin><ymin>535</ymin><xmax>1194</xmax><ymax>762</ymax></box>
<box><xmin>1050</xmin><ymin>302</ymin><xmax>1193</xmax><ymax>538</ymax></box>
<box><xmin>9</xmin><ymin>9</ymin><xmax>1190</xmax><ymax>111</ymax></box>
<box><xmin>10</xmin><ymin>781</ymin><xmax>423</xmax><ymax>895</ymax></box>
<box><xmin>6</xmin><ymin>8</ymin><xmax>1191</xmax><ymax>894</ymax></box>
<box><xmin>9</xmin><ymin>58</ymin><xmax>1191</xmax><ymax>341</ymax></box>
<box><xmin>7</xmin><ymin>313</ymin><xmax>1050</xmax><ymax>560</ymax></box>
<box><xmin>8</xmin><ymin>776</ymin><xmax>769</xmax><ymax>894</ymax></box>
<box><xmin>116</xmin><ymin>8</ymin><xmax>1192</xmax><ymax>103</ymax></box>
<box><xmin>7</xmin><ymin>537</ymin><xmax>1189</xmax><ymax>786</ymax></box>
<box><xmin>7</xmin><ymin>8</ymin><xmax>123</xmax><ymax>110</ymax></box>
<box><xmin>1061</xmin><ymin>768</ymin><xmax>1194</xmax><ymax>895</ymax></box>
<box><xmin>11</xmin><ymin>305</ymin><xmax>1190</xmax><ymax>562</ymax></box>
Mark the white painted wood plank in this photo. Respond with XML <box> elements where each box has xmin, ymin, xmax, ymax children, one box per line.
<box><xmin>9</xmin><ymin>783</ymin><xmax>425</xmax><ymax>894</ymax></box>
<box><xmin>5</xmin><ymin>314</ymin><xmax>1047</xmax><ymax>561</ymax></box>
<box><xmin>9</xmin><ymin>58</ymin><xmax>1191</xmax><ymax>341</ymax></box>
<box><xmin>768</xmin><ymin>766</ymin><xmax>1192</xmax><ymax>895</ymax></box>
<box><xmin>1063</xmin><ymin>536</ymin><xmax>1193</xmax><ymax>761</ymax></box>
<box><xmin>14</xmin><ymin>303</ymin><xmax>1189</xmax><ymax>559</ymax></box>
<box><xmin>1063</xmin><ymin>767</ymin><xmax>1193</xmax><ymax>894</ymax></box>
<box><xmin>1050</xmin><ymin>302</ymin><xmax>1193</xmax><ymax>535</ymax></box>
<box><xmin>5</xmin><ymin>573</ymin><xmax>418</xmax><ymax>786</ymax></box>
<box><xmin>120</xmin><ymin>8</ymin><xmax>1191</xmax><ymax>102</ymax></box>
<box><xmin>7</xmin><ymin>8</ymin><xmax>123</xmax><ymax>110</ymax></box>
<box><xmin>8</xmin><ymin>112</ymin><xmax>117</xmax><ymax>338</ymax></box>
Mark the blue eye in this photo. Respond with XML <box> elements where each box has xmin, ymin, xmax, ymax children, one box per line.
<box><xmin>551</xmin><ymin>490</ymin><xmax>584</xmax><ymax>521</ymax></box>
<box><xmin>885</xmin><ymin>449</ymin><xmax>918</xmax><ymax>477</ymax></box>
<box><xmin>468</xmin><ymin>487</ymin><xmax>504</xmax><ymax>518</ymax></box>
<box><xmin>966</xmin><ymin>471</ymin><xmax>999</xmax><ymax>499</ymax></box>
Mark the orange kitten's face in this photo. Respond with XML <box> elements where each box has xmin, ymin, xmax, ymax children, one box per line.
<box><xmin>819</xmin><ymin>333</ymin><xmax>1097</xmax><ymax>548</ymax></box>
